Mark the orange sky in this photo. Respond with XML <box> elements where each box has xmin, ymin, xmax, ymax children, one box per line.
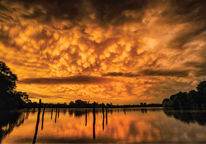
<box><xmin>0</xmin><ymin>0</ymin><xmax>206</xmax><ymax>104</ymax></box>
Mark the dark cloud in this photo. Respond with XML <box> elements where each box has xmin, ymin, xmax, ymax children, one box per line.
<box><xmin>0</xmin><ymin>27</ymin><xmax>21</xmax><ymax>50</ymax></box>
<box><xmin>139</xmin><ymin>69</ymin><xmax>190</xmax><ymax>77</ymax></box>
<box><xmin>90</xmin><ymin>0</ymin><xmax>149</xmax><ymax>26</ymax></box>
<box><xmin>159</xmin><ymin>0</ymin><xmax>206</xmax><ymax>50</ymax></box>
<box><xmin>1</xmin><ymin>0</ymin><xmax>206</xmax><ymax>28</ymax></box>
<box><xmin>0</xmin><ymin>0</ymin><xmax>150</xmax><ymax>29</ymax></box>
<box><xmin>184</xmin><ymin>61</ymin><xmax>206</xmax><ymax>77</ymax></box>
<box><xmin>103</xmin><ymin>69</ymin><xmax>190</xmax><ymax>77</ymax></box>
<box><xmin>18</xmin><ymin>75</ymin><xmax>111</xmax><ymax>84</ymax></box>
<box><xmin>102</xmin><ymin>72</ymin><xmax>139</xmax><ymax>77</ymax></box>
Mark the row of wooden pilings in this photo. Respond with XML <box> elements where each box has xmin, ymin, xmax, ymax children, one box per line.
<box><xmin>32</xmin><ymin>100</ymin><xmax>108</xmax><ymax>143</ymax></box>
<box><xmin>93</xmin><ymin>102</ymin><xmax>108</xmax><ymax>140</ymax></box>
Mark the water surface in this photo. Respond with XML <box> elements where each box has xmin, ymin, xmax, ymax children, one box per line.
<box><xmin>1</xmin><ymin>108</ymin><xmax>206</xmax><ymax>143</ymax></box>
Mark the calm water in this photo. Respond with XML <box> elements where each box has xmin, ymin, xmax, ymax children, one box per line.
<box><xmin>1</xmin><ymin>107</ymin><xmax>206</xmax><ymax>143</ymax></box>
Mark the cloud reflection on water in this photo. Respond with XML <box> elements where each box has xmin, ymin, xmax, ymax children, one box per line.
<box><xmin>1</xmin><ymin>108</ymin><xmax>206</xmax><ymax>143</ymax></box>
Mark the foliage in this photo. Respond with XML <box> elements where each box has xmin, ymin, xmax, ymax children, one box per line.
<box><xmin>0</xmin><ymin>61</ymin><xmax>31</xmax><ymax>111</ymax></box>
<box><xmin>162</xmin><ymin>81</ymin><xmax>206</xmax><ymax>110</ymax></box>
<box><xmin>0</xmin><ymin>61</ymin><xmax>17</xmax><ymax>97</ymax></box>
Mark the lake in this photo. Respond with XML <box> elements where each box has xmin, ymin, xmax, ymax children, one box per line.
<box><xmin>1</xmin><ymin>107</ymin><xmax>206</xmax><ymax>143</ymax></box>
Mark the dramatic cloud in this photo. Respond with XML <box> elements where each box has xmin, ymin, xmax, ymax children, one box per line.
<box><xmin>0</xmin><ymin>0</ymin><xmax>206</xmax><ymax>104</ymax></box>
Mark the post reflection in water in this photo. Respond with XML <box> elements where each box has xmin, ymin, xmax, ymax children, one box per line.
<box><xmin>93</xmin><ymin>103</ymin><xmax>96</xmax><ymax>140</ymax></box>
<box><xmin>124</xmin><ymin>108</ymin><xmax>126</xmax><ymax>115</ymax></box>
<box><xmin>55</xmin><ymin>108</ymin><xmax>57</xmax><ymax>123</ymax></box>
<box><xmin>102</xmin><ymin>104</ymin><xmax>104</xmax><ymax>130</ymax></box>
<box><xmin>2</xmin><ymin>108</ymin><xmax>206</xmax><ymax>143</ymax></box>
<box><xmin>41</xmin><ymin>106</ymin><xmax>45</xmax><ymax>130</ymax></box>
<box><xmin>110</xmin><ymin>109</ymin><xmax>113</xmax><ymax>115</ymax></box>
<box><xmin>51</xmin><ymin>109</ymin><xmax>53</xmax><ymax>119</ymax></box>
<box><xmin>106</xmin><ymin>107</ymin><xmax>108</xmax><ymax>125</ymax></box>
<box><xmin>32</xmin><ymin>99</ymin><xmax>41</xmax><ymax>144</ymax></box>
<box><xmin>85</xmin><ymin>110</ymin><xmax>87</xmax><ymax>126</ymax></box>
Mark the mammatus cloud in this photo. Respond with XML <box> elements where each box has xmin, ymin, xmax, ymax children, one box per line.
<box><xmin>0</xmin><ymin>0</ymin><xmax>206</xmax><ymax>103</ymax></box>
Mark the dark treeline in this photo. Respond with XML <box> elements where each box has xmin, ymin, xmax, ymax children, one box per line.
<box><xmin>0</xmin><ymin>61</ymin><xmax>32</xmax><ymax>111</ymax></box>
<box><xmin>162</xmin><ymin>81</ymin><xmax>206</xmax><ymax>110</ymax></box>
<box><xmin>29</xmin><ymin>99</ymin><xmax>162</xmax><ymax>108</ymax></box>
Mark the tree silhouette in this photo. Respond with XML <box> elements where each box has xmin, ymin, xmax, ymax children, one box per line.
<box><xmin>196</xmin><ymin>81</ymin><xmax>206</xmax><ymax>94</ymax></box>
<box><xmin>0</xmin><ymin>61</ymin><xmax>31</xmax><ymax>111</ymax></box>
<box><xmin>163</xmin><ymin>81</ymin><xmax>206</xmax><ymax>110</ymax></box>
<box><xmin>0</xmin><ymin>61</ymin><xmax>17</xmax><ymax>98</ymax></box>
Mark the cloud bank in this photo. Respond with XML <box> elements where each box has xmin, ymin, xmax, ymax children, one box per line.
<box><xmin>19</xmin><ymin>75</ymin><xmax>111</xmax><ymax>84</ymax></box>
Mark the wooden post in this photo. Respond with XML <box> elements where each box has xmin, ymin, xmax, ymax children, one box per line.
<box><xmin>93</xmin><ymin>102</ymin><xmax>96</xmax><ymax>140</ymax></box>
<box><xmin>32</xmin><ymin>99</ymin><xmax>41</xmax><ymax>144</ymax></box>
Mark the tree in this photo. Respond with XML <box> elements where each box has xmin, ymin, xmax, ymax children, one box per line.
<box><xmin>0</xmin><ymin>61</ymin><xmax>31</xmax><ymax>110</ymax></box>
<box><xmin>69</xmin><ymin>101</ymin><xmax>75</xmax><ymax>107</ymax></box>
<box><xmin>187</xmin><ymin>90</ymin><xmax>199</xmax><ymax>102</ymax></box>
<box><xmin>187</xmin><ymin>90</ymin><xmax>200</xmax><ymax>109</ymax></box>
<box><xmin>0</xmin><ymin>61</ymin><xmax>17</xmax><ymax>98</ymax></box>
<box><xmin>162</xmin><ymin>98</ymin><xmax>170</xmax><ymax>107</ymax></box>
<box><xmin>169</xmin><ymin>91</ymin><xmax>188</xmax><ymax>109</ymax></box>
<box><xmin>75</xmin><ymin>99</ymin><xmax>87</xmax><ymax>107</ymax></box>
<box><xmin>196</xmin><ymin>81</ymin><xmax>206</xmax><ymax>94</ymax></box>
<box><xmin>163</xmin><ymin>81</ymin><xmax>206</xmax><ymax>110</ymax></box>
<box><xmin>196</xmin><ymin>81</ymin><xmax>206</xmax><ymax>105</ymax></box>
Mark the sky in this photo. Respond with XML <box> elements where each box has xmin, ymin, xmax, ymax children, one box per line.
<box><xmin>0</xmin><ymin>0</ymin><xmax>206</xmax><ymax>104</ymax></box>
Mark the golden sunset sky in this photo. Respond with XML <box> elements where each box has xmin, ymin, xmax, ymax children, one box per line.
<box><xmin>0</xmin><ymin>0</ymin><xmax>206</xmax><ymax>104</ymax></box>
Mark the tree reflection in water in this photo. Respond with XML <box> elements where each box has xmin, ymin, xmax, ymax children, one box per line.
<box><xmin>0</xmin><ymin>110</ymin><xmax>30</xmax><ymax>143</ymax></box>
<box><xmin>163</xmin><ymin>109</ymin><xmax>206</xmax><ymax>126</ymax></box>
<box><xmin>1</xmin><ymin>108</ymin><xmax>206</xmax><ymax>143</ymax></box>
